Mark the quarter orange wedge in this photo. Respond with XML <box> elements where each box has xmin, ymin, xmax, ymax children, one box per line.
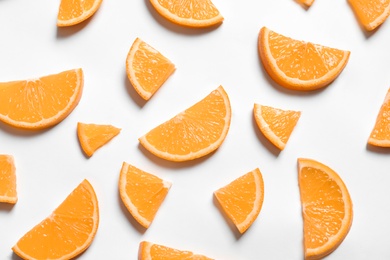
<box><xmin>214</xmin><ymin>168</ymin><xmax>264</xmax><ymax>234</ymax></box>
<box><xmin>77</xmin><ymin>122</ymin><xmax>121</xmax><ymax>157</ymax></box>
<box><xmin>149</xmin><ymin>0</ymin><xmax>223</xmax><ymax>28</ymax></box>
<box><xmin>348</xmin><ymin>0</ymin><xmax>390</xmax><ymax>31</ymax></box>
<box><xmin>0</xmin><ymin>68</ymin><xmax>83</xmax><ymax>130</ymax></box>
<box><xmin>258</xmin><ymin>27</ymin><xmax>350</xmax><ymax>91</ymax></box>
<box><xmin>0</xmin><ymin>155</ymin><xmax>17</xmax><ymax>204</ymax></box>
<box><xmin>126</xmin><ymin>38</ymin><xmax>176</xmax><ymax>100</ymax></box>
<box><xmin>138</xmin><ymin>241</ymin><xmax>213</xmax><ymax>260</ymax></box>
<box><xmin>119</xmin><ymin>162</ymin><xmax>171</xmax><ymax>228</ymax></box>
<box><xmin>12</xmin><ymin>179</ymin><xmax>99</xmax><ymax>260</ymax></box>
<box><xmin>298</xmin><ymin>0</ymin><xmax>315</xmax><ymax>7</ymax></box>
<box><xmin>139</xmin><ymin>86</ymin><xmax>231</xmax><ymax>162</ymax></box>
<box><xmin>253</xmin><ymin>103</ymin><xmax>301</xmax><ymax>150</ymax></box>
<box><xmin>368</xmin><ymin>87</ymin><xmax>390</xmax><ymax>147</ymax></box>
<box><xmin>298</xmin><ymin>158</ymin><xmax>353</xmax><ymax>260</ymax></box>
<box><xmin>57</xmin><ymin>0</ymin><xmax>103</xmax><ymax>27</ymax></box>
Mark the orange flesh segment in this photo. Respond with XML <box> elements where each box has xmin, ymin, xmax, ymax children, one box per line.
<box><xmin>254</xmin><ymin>104</ymin><xmax>301</xmax><ymax>150</ymax></box>
<box><xmin>57</xmin><ymin>0</ymin><xmax>103</xmax><ymax>27</ymax></box>
<box><xmin>138</xmin><ymin>241</ymin><xmax>213</xmax><ymax>259</ymax></box>
<box><xmin>348</xmin><ymin>0</ymin><xmax>390</xmax><ymax>31</ymax></box>
<box><xmin>214</xmin><ymin>168</ymin><xmax>264</xmax><ymax>233</ymax></box>
<box><xmin>126</xmin><ymin>38</ymin><xmax>176</xmax><ymax>100</ymax></box>
<box><xmin>139</xmin><ymin>86</ymin><xmax>231</xmax><ymax>162</ymax></box>
<box><xmin>77</xmin><ymin>122</ymin><xmax>121</xmax><ymax>157</ymax></box>
<box><xmin>119</xmin><ymin>162</ymin><xmax>171</xmax><ymax>228</ymax></box>
<box><xmin>258</xmin><ymin>27</ymin><xmax>350</xmax><ymax>90</ymax></box>
<box><xmin>368</xmin><ymin>87</ymin><xmax>390</xmax><ymax>147</ymax></box>
<box><xmin>12</xmin><ymin>179</ymin><xmax>99</xmax><ymax>260</ymax></box>
<box><xmin>149</xmin><ymin>0</ymin><xmax>223</xmax><ymax>28</ymax></box>
<box><xmin>298</xmin><ymin>158</ymin><xmax>353</xmax><ymax>260</ymax></box>
<box><xmin>0</xmin><ymin>69</ymin><xmax>83</xmax><ymax>130</ymax></box>
<box><xmin>0</xmin><ymin>155</ymin><xmax>17</xmax><ymax>204</ymax></box>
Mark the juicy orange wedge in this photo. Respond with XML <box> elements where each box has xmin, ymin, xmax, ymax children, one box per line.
<box><xmin>253</xmin><ymin>103</ymin><xmax>301</xmax><ymax>150</ymax></box>
<box><xmin>139</xmin><ymin>86</ymin><xmax>231</xmax><ymax>162</ymax></box>
<box><xmin>12</xmin><ymin>179</ymin><xmax>99</xmax><ymax>260</ymax></box>
<box><xmin>57</xmin><ymin>0</ymin><xmax>103</xmax><ymax>27</ymax></box>
<box><xmin>0</xmin><ymin>68</ymin><xmax>83</xmax><ymax>130</ymax></box>
<box><xmin>149</xmin><ymin>0</ymin><xmax>223</xmax><ymax>28</ymax></box>
<box><xmin>77</xmin><ymin>122</ymin><xmax>121</xmax><ymax>157</ymax></box>
<box><xmin>0</xmin><ymin>155</ymin><xmax>17</xmax><ymax>204</ymax></box>
<box><xmin>119</xmin><ymin>162</ymin><xmax>171</xmax><ymax>228</ymax></box>
<box><xmin>258</xmin><ymin>27</ymin><xmax>350</xmax><ymax>91</ymax></box>
<box><xmin>298</xmin><ymin>158</ymin><xmax>353</xmax><ymax>260</ymax></box>
<box><xmin>214</xmin><ymin>168</ymin><xmax>264</xmax><ymax>233</ymax></box>
<box><xmin>126</xmin><ymin>38</ymin><xmax>175</xmax><ymax>100</ymax></box>
<box><xmin>348</xmin><ymin>0</ymin><xmax>390</xmax><ymax>31</ymax></box>
<box><xmin>368</xmin><ymin>87</ymin><xmax>390</xmax><ymax>147</ymax></box>
<box><xmin>138</xmin><ymin>241</ymin><xmax>213</xmax><ymax>260</ymax></box>
<box><xmin>298</xmin><ymin>0</ymin><xmax>315</xmax><ymax>7</ymax></box>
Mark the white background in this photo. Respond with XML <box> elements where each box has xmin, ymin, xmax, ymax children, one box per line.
<box><xmin>0</xmin><ymin>0</ymin><xmax>390</xmax><ymax>259</ymax></box>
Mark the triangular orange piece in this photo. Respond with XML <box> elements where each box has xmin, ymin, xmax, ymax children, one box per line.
<box><xmin>77</xmin><ymin>122</ymin><xmax>121</xmax><ymax>157</ymax></box>
<box><xmin>0</xmin><ymin>155</ymin><xmax>17</xmax><ymax>204</ymax></box>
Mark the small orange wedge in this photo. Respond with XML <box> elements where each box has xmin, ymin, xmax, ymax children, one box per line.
<box><xmin>0</xmin><ymin>155</ymin><xmax>17</xmax><ymax>204</ymax></box>
<box><xmin>348</xmin><ymin>0</ymin><xmax>390</xmax><ymax>31</ymax></box>
<box><xmin>214</xmin><ymin>168</ymin><xmax>264</xmax><ymax>234</ymax></box>
<box><xmin>149</xmin><ymin>0</ymin><xmax>223</xmax><ymax>28</ymax></box>
<box><xmin>253</xmin><ymin>103</ymin><xmax>301</xmax><ymax>150</ymax></box>
<box><xmin>139</xmin><ymin>86</ymin><xmax>231</xmax><ymax>162</ymax></box>
<box><xmin>258</xmin><ymin>27</ymin><xmax>350</xmax><ymax>91</ymax></box>
<box><xmin>119</xmin><ymin>162</ymin><xmax>171</xmax><ymax>228</ymax></box>
<box><xmin>138</xmin><ymin>241</ymin><xmax>213</xmax><ymax>260</ymax></box>
<box><xmin>57</xmin><ymin>0</ymin><xmax>103</xmax><ymax>27</ymax></box>
<box><xmin>12</xmin><ymin>179</ymin><xmax>99</xmax><ymax>260</ymax></box>
<box><xmin>298</xmin><ymin>158</ymin><xmax>353</xmax><ymax>260</ymax></box>
<box><xmin>0</xmin><ymin>68</ymin><xmax>83</xmax><ymax>130</ymax></box>
<box><xmin>77</xmin><ymin>122</ymin><xmax>121</xmax><ymax>157</ymax></box>
<box><xmin>368</xmin><ymin>87</ymin><xmax>390</xmax><ymax>147</ymax></box>
<box><xmin>126</xmin><ymin>38</ymin><xmax>176</xmax><ymax>100</ymax></box>
<box><xmin>298</xmin><ymin>0</ymin><xmax>315</xmax><ymax>7</ymax></box>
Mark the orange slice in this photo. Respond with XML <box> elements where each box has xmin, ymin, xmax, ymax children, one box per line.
<box><xmin>138</xmin><ymin>241</ymin><xmax>213</xmax><ymax>260</ymax></box>
<box><xmin>298</xmin><ymin>0</ymin><xmax>315</xmax><ymax>7</ymax></box>
<box><xmin>368</xmin><ymin>87</ymin><xmax>390</xmax><ymax>147</ymax></box>
<box><xmin>139</xmin><ymin>86</ymin><xmax>231</xmax><ymax>162</ymax></box>
<box><xmin>119</xmin><ymin>162</ymin><xmax>171</xmax><ymax>228</ymax></box>
<box><xmin>348</xmin><ymin>0</ymin><xmax>390</xmax><ymax>31</ymax></box>
<box><xmin>298</xmin><ymin>158</ymin><xmax>353</xmax><ymax>260</ymax></box>
<box><xmin>258</xmin><ymin>27</ymin><xmax>350</xmax><ymax>91</ymax></box>
<box><xmin>149</xmin><ymin>0</ymin><xmax>223</xmax><ymax>28</ymax></box>
<box><xmin>0</xmin><ymin>155</ymin><xmax>17</xmax><ymax>204</ymax></box>
<box><xmin>126</xmin><ymin>38</ymin><xmax>176</xmax><ymax>100</ymax></box>
<box><xmin>77</xmin><ymin>122</ymin><xmax>121</xmax><ymax>157</ymax></box>
<box><xmin>253</xmin><ymin>103</ymin><xmax>301</xmax><ymax>150</ymax></box>
<box><xmin>57</xmin><ymin>0</ymin><xmax>103</xmax><ymax>27</ymax></box>
<box><xmin>214</xmin><ymin>168</ymin><xmax>264</xmax><ymax>233</ymax></box>
<box><xmin>0</xmin><ymin>68</ymin><xmax>83</xmax><ymax>130</ymax></box>
<box><xmin>12</xmin><ymin>179</ymin><xmax>99</xmax><ymax>260</ymax></box>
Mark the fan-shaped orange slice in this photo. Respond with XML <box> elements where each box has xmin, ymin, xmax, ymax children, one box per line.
<box><xmin>77</xmin><ymin>122</ymin><xmax>121</xmax><ymax>157</ymax></box>
<box><xmin>57</xmin><ymin>0</ymin><xmax>103</xmax><ymax>27</ymax></box>
<box><xmin>139</xmin><ymin>86</ymin><xmax>231</xmax><ymax>162</ymax></box>
<box><xmin>258</xmin><ymin>27</ymin><xmax>350</xmax><ymax>91</ymax></box>
<box><xmin>348</xmin><ymin>0</ymin><xmax>390</xmax><ymax>31</ymax></box>
<box><xmin>253</xmin><ymin>103</ymin><xmax>301</xmax><ymax>150</ymax></box>
<box><xmin>298</xmin><ymin>158</ymin><xmax>353</xmax><ymax>260</ymax></box>
<box><xmin>138</xmin><ymin>241</ymin><xmax>213</xmax><ymax>260</ymax></box>
<box><xmin>149</xmin><ymin>0</ymin><xmax>223</xmax><ymax>28</ymax></box>
<box><xmin>0</xmin><ymin>68</ymin><xmax>83</xmax><ymax>130</ymax></box>
<box><xmin>368</xmin><ymin>87</ymin><xmax>390</xmax><ymax>147</ymax></box>
<box><xmin>119</xmin><ymin>162</ymin><xmax>171</xmax><ymax>228</ymax></box>
<box><xmin>0</xmin><ymin>155</ymin><xmax>17</xmax><ymax>204</ymax></box>
<box><xmin>214</xmin><ymin>168</ymin><xmax>264</xmax><ymax>234</ymax></box>
<box><xmin>126</xmin><ymin>38</ymin><xmax>175</xmax><ymax>100</ymax></box>
<box><xmin>12</xmin><ymin>179</ymin><xmax>99</xmax><ymax>260</ymax></box>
